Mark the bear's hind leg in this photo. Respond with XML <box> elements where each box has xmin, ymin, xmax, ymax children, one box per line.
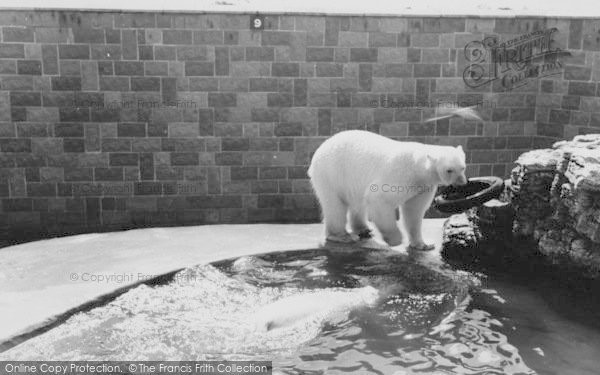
<box><xmin>319</xmin><ymin>192</ymin><xmax>353</xmax><ymax>243</ymax></box>
<box><xmin>402</xmin><ymin>190</ymin><xmax>436</xmax><ymax>251</ymax></box>
<box><xmin>349</xmin><ymin>203</ymin><xmax>371</xmax><ymax>239</ymax></box>
<box><xmin>369</xmin><ymin>200</ymin><xmax>403</xmax><ymax>246</ymax></box>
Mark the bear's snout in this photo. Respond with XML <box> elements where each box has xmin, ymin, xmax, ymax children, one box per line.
<box><xmin>453</xmin><ymin>175</ymin><xmax>468</xmax><ymax>186</ymax></box>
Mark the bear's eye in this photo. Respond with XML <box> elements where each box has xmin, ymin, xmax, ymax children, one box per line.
<box><xmin>446</xmin><ymin>169</ymin><xmax>453</xmax><ymax>174</ymax></box>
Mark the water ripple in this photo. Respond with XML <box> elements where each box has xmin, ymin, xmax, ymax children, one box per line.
<box><xmin>1</xmin><ymin>249</ymin><xmax>535</xmax><ymax>374</ymax></box>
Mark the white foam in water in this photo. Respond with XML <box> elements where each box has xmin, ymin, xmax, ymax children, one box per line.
<box><xmin>0</xmin><ymin>264</ymin><xmax>370</xmax><ymax>360</ymax></box>
<box><xmin>0</xmin><ymin>253</ymin><xmax>539</xmax><ymax>375</ymax></box>
<box><xmin>253</xmin><ymin>286</ymin><xmax>379</xmax><ymax>331</ymax></box>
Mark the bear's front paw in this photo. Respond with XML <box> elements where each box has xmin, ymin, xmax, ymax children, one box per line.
<box><xmin>408</xmin><ymin>242</ymin><xmax>435</xmax><ymax>251</ymax></box>
<box><xmin>326</xmin><ymin>233</ymin><xmax>354</xmax><ymax>243</ymax></box>
<box><xmin>383</xmin><ymin>233</ymin><xmax>403</xmax><ymax>247</ymax></box>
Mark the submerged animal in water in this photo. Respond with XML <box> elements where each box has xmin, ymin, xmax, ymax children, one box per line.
<box><xmin>254</xmin><ymin>286</ymin><xmax>379</xmax><ymax>331</ymax></box>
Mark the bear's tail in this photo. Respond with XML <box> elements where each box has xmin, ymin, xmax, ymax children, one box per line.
<box><xmin>424</xmin><ymin>105</ymin><xmax>483</xmax><ymax>123</ymax></box>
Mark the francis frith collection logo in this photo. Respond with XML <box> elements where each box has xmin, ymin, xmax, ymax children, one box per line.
<box><xmin>463</xmin><ymin>28</ymin><xmax>571</xmax><ymax>90</ymax></box>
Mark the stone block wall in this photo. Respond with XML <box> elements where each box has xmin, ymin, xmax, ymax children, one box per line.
<box><xmin>0</xmin><ymin>10</ymin><xmax>599</xmax><ymax>243</ymax></box>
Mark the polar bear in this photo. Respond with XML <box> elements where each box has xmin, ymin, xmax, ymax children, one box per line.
<box><xmin>308</xmin><ymin>130</ymin><xmax>467</xmax><ymax>250</ymax></box>
<box><xmin>253</xmin><ymin>286</ymin><xmax>378</xmax><ymax>331</ymax></box>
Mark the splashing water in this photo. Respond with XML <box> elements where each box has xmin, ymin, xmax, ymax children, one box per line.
<box><xmin>1</xmin><ymin>248</ymin><xmax>536</xmax><ymax>374</ymax></box>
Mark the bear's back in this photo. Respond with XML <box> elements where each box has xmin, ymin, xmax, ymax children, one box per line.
<box><xmin>309</xmin><ymin>130</ymin><xmax>429</xmax><ymax>191</ymax></box>
<box><xmin>316</xmin><ymin>130</ymin><xmax>427</xmax><ymax>166</ymax></box>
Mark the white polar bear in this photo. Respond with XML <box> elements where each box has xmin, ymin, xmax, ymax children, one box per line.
<box><xmin>308</xmin><ymin>130</ymin><xmax>467</xmax><ymax>250</ymax></box>
<box><xmin>253</xmin><ymin>286</ymin><xmax>378</xmax><ymax>332</ymax></box>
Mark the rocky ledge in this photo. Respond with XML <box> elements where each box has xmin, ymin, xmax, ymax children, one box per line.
<box><xmin>442</xmin><ymin>134</ymin><xmax>600</xmax><ymax>278</ymax></box>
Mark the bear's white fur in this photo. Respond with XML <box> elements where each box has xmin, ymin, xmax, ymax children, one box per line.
<box><xmin>253</xmin><ymin>286</ymin><xmax>378</xmax><ymax>331</ymax></box>
<box><xmin>308</xmin><ymin>130</ymin><xmax>467</xmax><ymax>250</ymax></box>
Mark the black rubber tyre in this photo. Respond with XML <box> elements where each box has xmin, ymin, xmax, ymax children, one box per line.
<box><xmin>434</xmin><ymin>176</ymin><xmax>505</xmax><ymax>214</ymax></box>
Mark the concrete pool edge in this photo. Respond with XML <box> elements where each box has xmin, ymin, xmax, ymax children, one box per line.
<box><xmin>2</xmin><ymin>0</ymin><xmax>600</xmax><ymax>17</ymax></box>
<box><xmin>0</xmin><ymin>220</ymin><xmax>446</xmax><ymax>354</ymax></box>
<box><xmin>0</xmin><ymin>268</ymin><xmax>183</xmax><ymax>353</ymax></box>
<box><xmin>3</xmin><ymin>7</ymin><xmax>600</xmax><ymax>19</ymax></box>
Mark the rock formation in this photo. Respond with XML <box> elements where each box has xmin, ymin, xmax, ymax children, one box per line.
<box><xmin>510</xmin><ymin>134</ymin><xmax>600</xmax><ymax>277</ymax></box>
<box><xmin>442</xmin><ymin>134</ymin><xmax>600</xmax><ymax>278</ymax></box>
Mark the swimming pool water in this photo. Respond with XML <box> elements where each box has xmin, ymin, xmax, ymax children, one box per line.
<box><xmin>2</xmin><ymin>248</ymin><xmax>599</xmax><ymax>375</ymax></box>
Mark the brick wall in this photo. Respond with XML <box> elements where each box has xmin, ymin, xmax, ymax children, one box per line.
<box><xmin>0</xmin><ymin>10</ymin><xmax>599</xmax><ymax>244</ymax></box>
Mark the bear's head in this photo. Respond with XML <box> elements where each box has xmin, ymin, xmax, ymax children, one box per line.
<box><xmin>431</xmin><ymin>145</ymin><xmax>467</xmax><ymax>186</ymax></box>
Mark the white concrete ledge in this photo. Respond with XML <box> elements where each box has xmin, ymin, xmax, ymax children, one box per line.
<box><xmin>1</xmin><ymin>0</ymin><xmax>600</xmax><ymax>18</ymax></box>
<box><xmin>0</xmin><ymin>220</ymin><xmax>446</xmax><ymax>351</ymax></box>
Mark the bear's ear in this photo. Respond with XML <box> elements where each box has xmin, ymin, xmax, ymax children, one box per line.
<box><xmin>456</xmin><ymin>145</ymin><xmax>463</xmax><ymax>153</ymax></box>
